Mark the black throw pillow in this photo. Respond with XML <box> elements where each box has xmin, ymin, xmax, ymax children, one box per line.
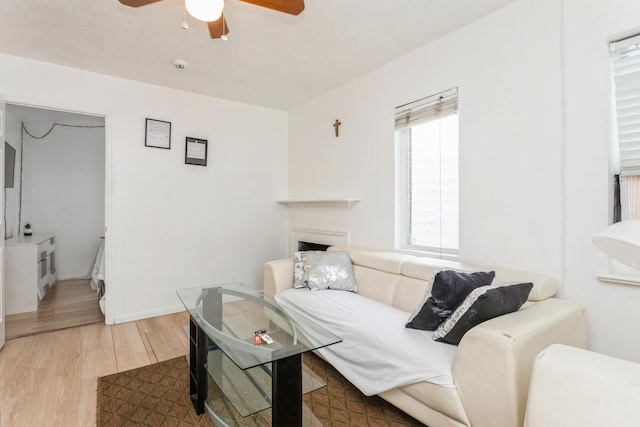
<box><xmin>406</xmin><ymin>269</ymin><xmax>496</xmax><ymax>331</ymax></box>
<box><xmin>433</xmin><ymin>282</ymin><xmax>533</xmax><ymax>345</ymax></box>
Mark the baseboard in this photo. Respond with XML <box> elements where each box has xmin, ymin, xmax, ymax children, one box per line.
<box><xmin>114</xmin><ymin>304</ymin><xmax>185</xmax><ymax>324</ymax></box>
<box><xmin>57</xmin><ymin>274</ymin><xmax>91</xmax><ymax>281</ymax></box>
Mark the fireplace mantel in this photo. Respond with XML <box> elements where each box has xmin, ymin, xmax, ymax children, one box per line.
<box><xmin>277</xmin><ymin>198</ymin><xmax>361</xmax><ymax>208</ymax></box>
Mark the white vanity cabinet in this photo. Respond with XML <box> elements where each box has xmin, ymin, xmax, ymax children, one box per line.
<box><xmin>5</xmin><ymin>233</ymin><xmax>57</xmax><ymax>314</ymax></box>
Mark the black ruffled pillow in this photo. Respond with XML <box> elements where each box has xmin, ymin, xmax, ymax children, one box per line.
<box><xmin>406</xmin><ymin>269</ymin><xmax>496</xmax><ymax>331</ymax></box>
<box><xmin>433</xmin><ymin>282</ymin><xmax>533</xmax><ymax>345</ymax></box>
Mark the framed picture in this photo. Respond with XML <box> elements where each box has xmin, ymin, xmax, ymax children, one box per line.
<box><xmin>185</xmin><ymin>137</ymin><xmax>208</xmax><ymax>166</ymax></box>
<box><xmin>145</xmin><ymin>118</ymin><xmax>171</xmax><ymax>149</ymax></box>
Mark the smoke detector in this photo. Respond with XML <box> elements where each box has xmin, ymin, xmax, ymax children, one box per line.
<box><xmin>174</xmin><ymin>59</ymin><xmax>188</xmax><ymax>70</ymax></box>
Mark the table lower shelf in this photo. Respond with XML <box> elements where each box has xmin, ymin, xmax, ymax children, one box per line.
<box><xmin>204</xmin><ymin>369</ymin><xmax>325</xmax><ymax>427</ymax></box>
<box><xmin>206</xmin><ymin>347</ymin><xmax>326</xmax><ymax>418</ymax></box>
<box><xmin>205</xmin><ymin>401</ymin><xmax>323</xmax><ymax>427</ymax></box>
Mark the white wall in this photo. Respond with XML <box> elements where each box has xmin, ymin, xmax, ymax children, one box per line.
<box><xmin>288</xmin><ymin>0</ymin><xmax>640</xmax><ymax>363</ymax></box>
<box><xmin>0</xmin><ymin>53</ymin><xmax>289</xmax><ymax>323</ymax></box>
<box><xmin>3</xmin><ymin>111</ymin><xmax>20</xmax><ymax>240</ymax></box>
<box><xmin>289</xmin><ymin>0</ymin><xmax>564</xmax><ymax>277</ymax></box>
<box><xmin>20</xmin><ymin>115</ymin><xmax>105</xmax><ymax>279</ymax></box>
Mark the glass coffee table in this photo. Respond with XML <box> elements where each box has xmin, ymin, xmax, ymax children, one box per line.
<box><xmin>176</xmin><ymin>283</ymin><xmax>341</xmax><ymax>426</ymax></box>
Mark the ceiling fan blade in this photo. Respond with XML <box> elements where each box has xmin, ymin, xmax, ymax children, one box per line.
<box><xmin>239</xmin><ymin>0</ymin><xmax>304</xmax><ymax>15</ymax></box>
<box><xmin>118</xmin><ymin>0</ymin><xmax>162</xmax><ymax>7</ymax></box>
<box><xmin>207</xmin><ymin>17</ymin><xmax>230</xmax><ymax>39</ymax></box>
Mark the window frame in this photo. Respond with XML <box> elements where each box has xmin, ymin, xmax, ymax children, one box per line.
<box><xmin>598</xmin><ymin>34</ymin><xmax>640</xmax><ymax>285</ymax></box>
<box><xmin>394</xmin><ymin>88</ymin><xmax>459</xmax><ymax>256</ymax></box>
<box><xmin>611</xmin><ymin>36</ymin><xmax>640</xmax><ymax>222</ymax></box>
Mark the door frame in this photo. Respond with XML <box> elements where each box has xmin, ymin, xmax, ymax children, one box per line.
<box><xmin>1</xmin><ymin>95</ymin><xmax>5</xmax><ymax>349</ymax></box>
<box><xmin>3</xmin><ymin>97</ymin><xmax>114</xmax><ymax>325</ymax></box>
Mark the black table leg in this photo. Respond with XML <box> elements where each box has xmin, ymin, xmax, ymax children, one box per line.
<box><xmin>190</xmin><ymin>287</ymin><xmax>223</xmax><ymax>415</ymax></box>
<box><xmin>272</xmin><ymin>353</ymin><xmax>302</xmax><ymax>426</ymax></box>
<box><xmin>189</xmin><ymin>318</ymin><xmax>208</xmax><ymax>415</ymax></box>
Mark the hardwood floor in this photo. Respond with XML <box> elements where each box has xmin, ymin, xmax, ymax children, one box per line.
<box><xmin>5</xmin><ymin>279</ymin><xmax>105</xmax><ymax>339</ymax></box>
<box><xmin>0</xmin><ymin>311</ymin><xmax>190</xmax><ymax>426</ymax></box>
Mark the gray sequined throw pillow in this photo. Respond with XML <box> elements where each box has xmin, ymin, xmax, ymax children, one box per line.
<box><xmin>302</xmin><ymin>251</ymin><xmax>358</xmax><ymax>292</ymax></box>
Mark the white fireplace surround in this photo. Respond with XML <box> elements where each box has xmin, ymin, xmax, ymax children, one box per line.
<box><xmin>289</xmin><ymin>227</ymin><xmax>350</xmax><ymax>256</ymax></box>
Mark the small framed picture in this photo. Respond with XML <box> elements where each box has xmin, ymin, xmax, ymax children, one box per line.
<box><xmin>185</xmin><ymin>137</ymin><xmax>208</xmax><ymax>166</ymax></box>
<box><xmin>145</xmin><ymin>118</ymin><xmax>171</xmax><ymax>149</ymax></box>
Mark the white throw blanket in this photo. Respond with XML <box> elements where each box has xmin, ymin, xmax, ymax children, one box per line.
<box><xmin>275</xmin><ymin>288</ymin><xmax>457</xmax><ymax>396</ymax></box>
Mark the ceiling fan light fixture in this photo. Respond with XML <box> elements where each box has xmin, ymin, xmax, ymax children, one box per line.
<box><xmin>185</xmin><ymin>0</ymin><xmax>224</xmax><ymax>22</ymax></box>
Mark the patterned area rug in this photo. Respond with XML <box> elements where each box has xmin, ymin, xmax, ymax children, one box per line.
<box><xmin>97</xmin><ymin>353</ymin><xmax>426</xmax><ymax>426</ymax></box>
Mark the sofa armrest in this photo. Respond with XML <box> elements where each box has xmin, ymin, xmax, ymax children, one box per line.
<box><xmin>525</xmin><ymin>345</ymin><xmax>640</xmax><ymax>427</ymax></box>
<box><xmin>452</xmin><ymin>298</ymin><xmax>588</xmax><ymax>427</ymax></box>
<box><xmin>524</xmin><ymin>344</ymin><xmax>640</xmax><ymax>427</ymax></box>
<box><xmin>263</xmin><ymin>258</ymin><xmax>294</xmax><ymax>297</ymax></box>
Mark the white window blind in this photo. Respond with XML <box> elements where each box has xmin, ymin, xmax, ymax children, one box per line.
<box><xmin>611</xmin><ymin>38</ymin><xmax>640</xmax><ymax>176</ymax></box>
<box><xmin>395</xmin><ymin>88</ymin><xmax>458</xmax><ymax>130</ymax></box>
<box><xmin>395</xmin><ymin>88</ymin><xmax>459</xmax><ymax>255</ymax></box>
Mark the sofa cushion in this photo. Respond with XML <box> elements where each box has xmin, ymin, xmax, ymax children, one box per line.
<box><xmin>406</xmin><ymin>269</ymin><xmax>496</xmax><ymax>331</ymax></box>
<box><xmin>302</xmin><ymin>250</ymin><xmax>358</xmax><ymax>292</ymax></box>
<box><xmin>329</xmin><ymin>245</ymin><xmax>414</xmax><ymax>275</ymax></box>
<box><xmin>393</xmin><ymin>276</ymin><xmax>431</xmax><ymax>313</ymax></box>
<box><xmin>492</xmin><ymin>270</ymin><xmax>558</xmax><ymax>302</ymax></box>
<box><xmin>433</xmin><ymin>282</ymin><xmax>533</xmax><ymax>345</ymax></box>
<box><xmin>352</xmin><ymin>265</ymin><xmax>402</xmax><ymax>306</ymax></box>
<box><xmin>401</xmin><ymin>256</ymin><xmax>559</xmax><ymax>303</ymax></box>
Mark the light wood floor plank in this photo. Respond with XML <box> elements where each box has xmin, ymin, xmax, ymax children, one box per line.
<box><xmin>5</xmin><ymin>279</ymin><xmax>104</xmax><ymax>339</ymax></box>
<box><xmin>111</xmin><ymin>320</ymin><xmax>153</xmax><ymax>371</ymax></box>
<box><xmin>0</xmin><ymin>312</ymin><xmax>189</xmax><ymax>426</ymax></box>
<box><xmin>79</xmin><ymin>325</ymin><xmax>118</xmax><ymax>379</ymax></box>
<box><xmin>140</xmin><ymin>332</ymin><xmax>159</xmax><ymax>364</ymax></box>
<box><xmin>146</xmin><ymin>324</ymin><xmax>189</xmax><ymax>362</ymax></box>
<box><xmin>136</xmin><ymin>310</ymin><xmax>189</xmax><ymax>334</ymax></box>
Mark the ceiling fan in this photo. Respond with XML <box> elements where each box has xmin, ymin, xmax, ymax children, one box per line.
<box><xmin>118</xmin><ymin>0</ymin><xmax>305</xmax><ymax>39</ymax></box>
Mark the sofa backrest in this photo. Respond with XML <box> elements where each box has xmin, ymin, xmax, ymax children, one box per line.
<box><xmin>328</xmin><ymin>245</ymin><xmax>559</xmax><ymax>313</ymax></box>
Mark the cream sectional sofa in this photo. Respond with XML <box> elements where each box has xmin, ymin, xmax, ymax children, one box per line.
<box><xmin>263</xmin><ymin>245</ymin><xmax>588</xmax><ymax>427</ymax></box>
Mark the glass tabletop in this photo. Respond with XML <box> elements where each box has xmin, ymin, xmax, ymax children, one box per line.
<box><xmin>176</xmin><ymin>282</ymin><xmax>341</xmax><ymax>370</ymax></box>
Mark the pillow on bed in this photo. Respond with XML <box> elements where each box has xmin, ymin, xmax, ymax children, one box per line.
<box><xmin>302</xmin><ymin>250</ymin><xmax>358</xmax><ymax>292</ymax></box>
<box><xmin>433</xmin><ymin>282</ymin><xmax>533</xmax><ymax>345</ymax></box>
<box><xmin>406</xmin><ymin>269</ymin><xmax>495</xmax><ymax>331</ymax></box>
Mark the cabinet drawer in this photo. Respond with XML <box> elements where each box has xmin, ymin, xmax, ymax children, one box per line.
<box><xmin>38</xmin><ymin>238</ymin><xmax>55</xmax><ymax>261</ymax></box>
<box><xmin>37</xmin><ymin>259</ymin><xmax>49</xmax><ymax>300</ymax></box>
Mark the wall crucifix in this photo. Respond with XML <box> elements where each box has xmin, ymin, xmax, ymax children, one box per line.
<box><xmin>333</xmin><ymin>119</ymin><xmax>341</xmax><ymax>137</ymax></box>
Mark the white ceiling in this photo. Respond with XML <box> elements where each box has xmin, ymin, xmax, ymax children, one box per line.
<box><xmin>0</xmin><ymin>0</ymin><xmax>515</xmax><ymax>111</ymax></box>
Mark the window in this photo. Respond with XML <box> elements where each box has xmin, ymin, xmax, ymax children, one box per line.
<box><xmin>601</xmin><ymin>35</ymin><xmax>640</xmax><ymax>285</ymax></box>
<box><xmin>610</xmin><ymin>35</ymin><xmax>640</xmax><ymax>221</ymax></box>
<box><xmin>395</xmin><ymin>88</ymin><xmax>459</xmax><ymax>255</ymax></box>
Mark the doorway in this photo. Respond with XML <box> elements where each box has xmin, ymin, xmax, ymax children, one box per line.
<box><xmin>3</xmin><ymin>104</ymin><xmax>106</xmax><ymax>338</ymax></box>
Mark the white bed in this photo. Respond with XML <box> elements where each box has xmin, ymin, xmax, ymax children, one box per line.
<box><xmin>90</xmin><ymin>238</ymin><xmax>106</xmax><ymax>314</ymax></box>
